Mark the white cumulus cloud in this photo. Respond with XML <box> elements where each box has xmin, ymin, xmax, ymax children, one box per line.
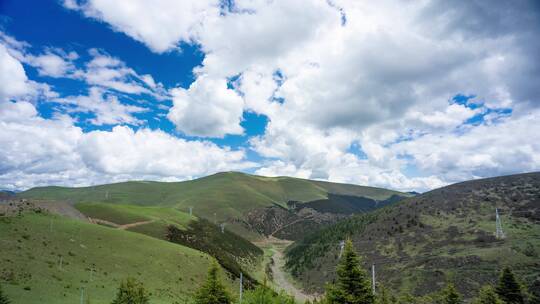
<box><xmin>63</xmin><ymin>0</ymin><xmax>220</xmax><ymax>53</ymax></box>
<box><xmin>168</xmin><ymin>75</ymin><xmax>244</xmax><ymax>137</ymax></box>
<box><xmin>0</xmin><ymin>100</ymin><xmax>255</xmax><ymax>190</ymax></box>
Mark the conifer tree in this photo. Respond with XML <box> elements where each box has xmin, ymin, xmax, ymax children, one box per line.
<box><xmin>525</xmin><ymin>277</ymin><xmax>540</xmax><ymax>304</ymax></box>
<box><xmin>495</xmin><ymin>267</ymin><xmax>524</xmax><ymax>304</ymax></box>
<box><xmin>442</xmin><ymin>284</ymin><xmax>462</xmax><ymax>304</ymax></box>
<box><xmin>0</xmin><ymin>284</ymin><xmax>10</xmax><ymax>304</ymax></box>
<box><xmin>111</xmin><ymin>278</ymin><xmax>150</xmax><ymax>304</ymax></box>
<box><xmin>194</xmin><ymin>262</ymin><xmax>232</xmax><ymax>304</ymax></box>
<box><xmin>325</xmin><ymin>240</ymin><xmax>375</xmax><ymax>304</ymax></box>
<box><xmin>376</xmin><ymin>285</ymin><xmax>393</xmax><ymax>304</ymax></box>
<box><xmin>397</xmin><ymin>293</ymin><xmax>415</xmax><ymax>304</ymax></box>
<box><xmin>472</xmin><ymin>285</ymin><xmax>504</xmax><ymax>304</ymax></box>
<box><xmin>242</xmin><ymin>281</ymin><xmax>273</xmax><ymax>304</ymax></box>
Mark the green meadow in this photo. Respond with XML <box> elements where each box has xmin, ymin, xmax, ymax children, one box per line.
<box><xmin>0</xmin><ymin>212</ymin><xmax>235</xmax><ymax>304</ymax></box>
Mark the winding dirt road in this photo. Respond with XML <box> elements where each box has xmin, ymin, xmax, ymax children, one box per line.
<box><xmin>254</xmin><ymin>237</ymin><xmax>317</xmax><ymax>303</ymax></box>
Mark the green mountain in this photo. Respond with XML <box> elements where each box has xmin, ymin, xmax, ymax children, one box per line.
<box><xmin>19</xmin><ymin>171</ymin><xmax>410</xmax><ymax>239</ymax></box>
<box><xmin>4</xmin><ymin>171</ymin><xmax>413</xmax><ymax>303</ymax></box>
<box><xmin>285</xmin><ymin>172</ymin><xmax>540</xmax><ymax>298</ymax></box>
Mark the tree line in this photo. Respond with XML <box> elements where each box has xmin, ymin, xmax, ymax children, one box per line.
<box><xmin>0</xmin><ymin>240</ymin><xmax>536</xmax><ymax>304</ymax></box>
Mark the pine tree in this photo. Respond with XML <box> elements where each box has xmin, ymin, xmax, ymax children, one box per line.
<box><xmin>441</xmin><ymin>284</ymin><xmax>462</xmax><ymax>304</ymax></box>
<box><xmin>376</xmin><ymin>285</ymin><xmax>393</xmax><ymax>304</ymax></box>
<box><xmin>472</xmin><ymin>285</ymin><xmax>504</xmax><ymax>304</ymax></box>
<box><xmin>325</xmin><ymin>240</ymin><xmax>375</xmax><ymax>304</ymax></box>
<box><xmin>495</xmin><ymin>267</ymin><xmax>524</xmax><ymax>304</ymax></box>
<box><xmin>194</xmin><ymin>262</ymin><xmax>232</xmax><ymax>304</ymax></box>
<box><xmin>527</xmin><ymin>277</ymin><xmax>540</xmax><ymax>304</ymax></box>
<box><xmin>111</xmin><ymin>278</ymin><xmax>150</xmax><ymax>304</ymax></box>
<box><xmin>397</xmin><ymin>293</ymin><xmax>415</xmax><ymax>304</ymax></box>
<box><xmin>0</xmin><ymin>284</ymin><xmax>10</xmax><ymax>304</ymax></box>
<box><xmin>242</xmin><ymin>282</ymin><xmax>273</xmax><ymax>304</ymax></box>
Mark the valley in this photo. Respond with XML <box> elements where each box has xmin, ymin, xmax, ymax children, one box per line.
<box><xmin>1</xmin><ymin>171</ymin><xmax>539</xmax><ymax>303</ymax></box>
<box><xmin>253</xmin><ymin>237</ymin><xmax>317</xmax><ymax>302</ymax></box>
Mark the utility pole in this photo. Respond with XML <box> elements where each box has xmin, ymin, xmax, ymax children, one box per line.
<box><xmin>339</xmin><ymin>240</ymin><xmax>345</xmax><ymax>258</ymax></box>
<box><xmin>80</xmin><ymin>287</ymin><xmax>85</xmax><ymax>304</ymax></box>
<box><xmin>496</xmin><ymin>208</ymin><xmax>505</xmax><ymax>239</ymax></box>
<box><xmin>239</xmin><ymin>272</ymin><xmax>243</xmax><ymax>303</ymax></box>
<box><xmin>372</xmin><ymin>264</ymin><xmax>376</xmax><ymax>294</ymax></box>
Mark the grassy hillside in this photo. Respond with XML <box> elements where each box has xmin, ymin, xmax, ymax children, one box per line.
<box><xmin>0</xmin><ymin>212</ymin><xmax>236</xmax><ymax>304</ymax></box>
<box><xmin>75</xmin><ymin>203</ymin><xmax>193</xmax><ymax>229</ymax></box>
<box><xmin>286</xmin><ymin>172</ymin><xmax>540</xmax><ymax>298</ymax></box>
<box><xmin>73</xmin><ymin>202</ymin><xmax>263</xmax><ymax>283</ymax></box>
<box><xmin>20</xmin><ymin>172</ymin><xmax>406</xmax><ymax>217</ymax></box>
<box><xmin>19</xmin><ymin>172</ymin><xmax>409</xmax><ymax>239</ymax></box>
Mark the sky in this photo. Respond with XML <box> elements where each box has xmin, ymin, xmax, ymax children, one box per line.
<box><xmin>0</xmin><ymin>0</ymin><xmax>539</xmax><ymax>192</ymax></box>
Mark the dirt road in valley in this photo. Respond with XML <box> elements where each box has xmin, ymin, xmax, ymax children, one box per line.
<box><xmin>255</xmin><ymin>237</ymin><xmax>317</xmax><ymax>303</ymax></box>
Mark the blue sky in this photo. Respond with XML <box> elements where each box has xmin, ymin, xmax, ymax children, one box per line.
<box><xmin>1</xmin><ymin>0</ymin><xmax>271</xmax><ymax>149</ymax></box>
<box><xmin>0</xmin><ymin>0</ymin><xmax>539</xmax><ymax>191</ymax></box>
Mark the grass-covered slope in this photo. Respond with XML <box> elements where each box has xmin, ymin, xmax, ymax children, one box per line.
<box><xmin>75</xmin><ymin>203</ymin><xmax>193</xmax><ymax>229</ymax></box>
<box><xmin>0</xmin><ymin>212</ymin><xmax>235</xmax><ymax>304</ymax></box>
<box><xmin>286</xmin><ymin>172</ymin><xmax>540</xmax><ymax>297</ymax></box>
<box><xmin>19</xmin><ymin>172</ymin><xmax>409</xmax><ymax>233</ymax></box>
<box><xmin>73</xmin><ymin>202</ymin><xmax>263</xmax><ymax>282</ymax></box>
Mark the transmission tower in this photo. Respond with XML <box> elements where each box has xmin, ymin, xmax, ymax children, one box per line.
<box><xmin>496</xmin><ymin>208</ymin><xmax>505</xmax><ymax>239</ymax></box>
<box><xmin>338</xmin><ymin>240</ymin><xmax>345</xmax><ymax>258</ymax></box>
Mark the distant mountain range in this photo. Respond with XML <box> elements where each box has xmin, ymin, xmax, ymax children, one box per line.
<box><xmin>6</xmin><ymin>171</ymin><xmax>538</xmax><ymax>302</ymax></box>
<box><xmin>18</xmin><ymin>171</ymin><xmax>411</xmax><ymax>240</ymax></box>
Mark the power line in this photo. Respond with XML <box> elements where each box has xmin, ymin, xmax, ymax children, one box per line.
<box><xmin>497</xmin><ymin>210</ymin><xmax>537</xmax><ymax>215</ymax></box>
<box><xmin>363</xmin><ymin>240</ymin><xmax>507</xmax><ymax>266</ymax></box>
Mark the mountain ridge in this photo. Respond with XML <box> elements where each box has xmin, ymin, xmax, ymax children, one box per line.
<box><xmin>18</xmin><ymin>171</ymin><xmax>411</xmax><ymax>239</ymax></box>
